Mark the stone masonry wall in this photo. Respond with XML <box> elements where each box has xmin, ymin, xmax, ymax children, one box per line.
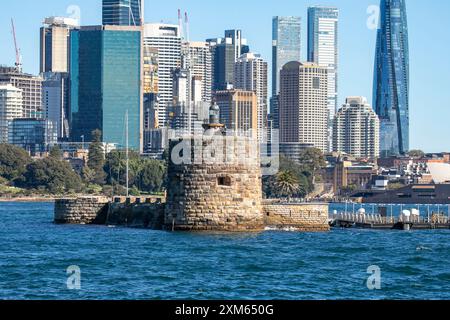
<box><xmin>54</xmin><ymin>197</ymin><xmax>110</xmax><ymax>224</ymax></box>
<box><xmin>107</xmin><ymin>201</ymin><xmax>165</xmax><ymax>229</ymax></box>
<box><xmin>263</xmin><ymin>202</ymin><xmax>330</xmax><ymax>231</ymax></box>
<box><xmin>165</xmin><ymin>136</ymin><xmax>264</xmax><ymax>232</ymax></box>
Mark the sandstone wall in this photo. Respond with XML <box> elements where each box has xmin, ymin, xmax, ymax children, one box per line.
<box><xmin>107</xmin><ymin>201</ymin><xmax>165</xmax><ymax>229</ymax></box>
<box><xmin>263</xmin><ymin>202</ymin><xmax>330</xmax><ymax>231</ymax></box>
<box><xmin>54</xmin><ymin>197</ymin><xmax>110</xmax><ymax>224</ymax></box>
<box><xmin>165</xmin><ymin>137</ymin><xmax>265</xmax><ymax>232</ymax></box>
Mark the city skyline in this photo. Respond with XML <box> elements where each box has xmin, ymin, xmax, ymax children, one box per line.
<box><xmin>0</xmin><ymin>0</ymin><xmax>449</xmax><ymax>152</ymax></box>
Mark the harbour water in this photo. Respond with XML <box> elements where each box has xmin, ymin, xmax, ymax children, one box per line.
<box><xmin>0</xmin><ymin>202</ymin><xmax>449</xmax><ymax>300</ymax></box>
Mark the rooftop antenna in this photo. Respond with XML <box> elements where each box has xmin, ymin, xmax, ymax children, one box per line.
<box><xmin>11</xmin><ymin>18</ymin><xmax>22</xmax><ymax>72</ymax></box>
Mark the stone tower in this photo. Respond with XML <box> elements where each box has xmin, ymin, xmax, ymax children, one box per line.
<box><xmin>165</xmin><ymin>103</ymin><xmax>264</xmax><ymax>231</ymax></box>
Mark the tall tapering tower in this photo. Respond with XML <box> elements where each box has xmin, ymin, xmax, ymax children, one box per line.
<box><xmin>373</xmin><ymin>0</ymin><xmax>409</xmax><ymax>156</ymax></box>
<box><xmin>102</xmin><ymin>0</ymin><xmax>144</xmax><ymax>26</ymax></box>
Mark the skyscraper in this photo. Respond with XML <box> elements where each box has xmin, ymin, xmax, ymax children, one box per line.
<box><xmin>215</xmin><ymin>90</ymin><xmax>258</xmax><ymax>138</ymax></box>
<box><xmin>183</xmin><ymin>41</ymin><xmax>213</xmax><ymax>103</ymax></box>
<box><xmin>42</xmin><ymin>72</ymin><xmax>70</xmax><ymax>140</ymax></box>
<box><xmin>0</xmin><ymin>84</ymin><xmax>23</xmax><ymax>143</ymax></box>
<box><xmin>208</xmin><ymin>30</ymin><xmax>249</xmax><ymax>91</ymax></box>
<box><xmin>40</xmin><ymin>17</ymin><xmax>79</xmax><ymax>73</ymax></box>
<box><xmin>70</xmin><ymin>26</ymin><xmax>143</xmax><ymax>150</ymax></box>
<box><xmin>308</xmin><ymin>6</ymin><xmax>339</xmax><ymax>151</ymax></box>
<box><xmin>0</xmin><ymin>66</ymin><xmax>43</xmax><ymax>118</ymax></box>
<box><xmin>272</xmin><ymin>16</ymin><xmax>302</xmax><ymax>98</ymax></box>
<box><xmin>143</xmin><ymin>23</ymin><xmax>181</xmax><ymax>127</ymax></box>
<box><xmin>279</xmin><ymin>62</ymin><xmax>328</xmax><ymax>159</ymax></box>
<box><xmin>234</xmin><ymin>53</ymin><xmax>268</xmax><ymax>142</ymax></box>
<box><xmin>333</xmin><ymin>97</ymin><xmax>380</xmax><ymax>159</ymax></box>
<box><xmin>373</xmin><ymin>0</ymin><xmax>410</xmax><ymax>156</ymax></box>
<box><xmin>102</xmin><ymin>0</ymin><xmax>144</xmax><ymax>26</ymax></box>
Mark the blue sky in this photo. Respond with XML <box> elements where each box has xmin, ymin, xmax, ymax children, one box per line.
<box><xmin>1</xmin><ymin>0</ymin><xmax>449</xmax><ymax>152</ymax></box>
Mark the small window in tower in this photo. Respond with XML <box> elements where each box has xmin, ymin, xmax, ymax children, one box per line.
<box><xmin>313</xmin><ymin>77</ymin><xmax>320</xmax><ymax>89</ymax></box>
<box><xmin>218</xmin><ymin>176</ymin><xmax>232</xmax><ymax>187</ymax></box>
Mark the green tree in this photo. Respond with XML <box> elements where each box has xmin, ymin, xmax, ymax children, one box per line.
<box><xmin>139</xmin><ymin>159</ymin><xmax>166</xmax><ymax>193</ymax></box>
<box><xmin>275</xmin><ymin>171</ymin><xmax>300</xmax><ymax>201</ymax></box>
<box><xmin>81</xmin><ymin>166</ymin><xmax>96</xmax><ymax>184</ymax></box>
<box><xmin>49</xmin><ymin>146</ymin><xmax>63</xmax><ymax>160</ymax></box>
<box><xmin>408</xmin><ymin>150</ymin><xmax>425</xmax><ymax>158</ymax></box>
<box><xmin>263</xmin><ymin>156</ymin><xmax>313</xmax><ymax>199</ymax></box>
<box><xmin>297</xmin><ymin>148</ymin><xmax>326</xmax><ymax>184</ymax></box>
<box><xmin>21</xmin><ymin>158</ymin><xmax>83</xmax><ymax>194</ymax></box>
<box><xmin>0</xmin><ymin>144</ymin><xmax>32</xmax><ymax>182</ymax></box>
<box><xmin>88</xmin><ymin>130</ymin><xmax>106</xmax><ymax>184</ymax></box>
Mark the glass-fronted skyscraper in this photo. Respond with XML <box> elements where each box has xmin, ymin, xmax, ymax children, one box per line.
<box><xmin>70</xmin><ymin>26</ymin><xmax>142</xmax><ymax>150</ymax></box>
<box><xmin>373</xmin><ymin>0</ymin><xmax>409</xmax><ymax>156</ymax></box>
<box><xmin>102</xmin><ymin>0</ymin><xmax>143</xmax><ymax>26</ymax></box>
<box><xmin>308</xmin><ymin>6</ymin><xmax>339</xmax><ymax>152</ymax></box>
<box><xmin>272</xmin><ymin>16</ymin><xmax>301</xmax><ymax>98</ymax></box>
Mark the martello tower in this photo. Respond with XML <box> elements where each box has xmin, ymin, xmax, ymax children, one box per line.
<box><xmin>165</xmin><ymin>103</ymin><xmax>264</xmax><ymax>231</ymax></box>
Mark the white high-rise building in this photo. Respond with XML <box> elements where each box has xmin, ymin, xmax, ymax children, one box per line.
<box><xmin>183</xmin><ymin>41</ymin><xmax>212</xmax><ymax>103</ymax></box>
<box><xmin>234</xmin><ymin>53</ymin><xmax>268</xmax><ymax>142</ymax></box>
<box><xmin>333</xmin><ymin>97</ymin><xmax>380</xmax><ymax>159</ymax></box>
<box><xmin>0</xmin><ymin>84</ymin><xmax>23</xmax><ymax>143</ymax></box>
<box><xmin>143</xmin><ymin>23</ymin><xmax>182</xmax><ymax>127</ymax></box>
<box><xmin>279</xmin><ymin>62</ymin><xmax>328</xmax><ymax>157</ymax></box>
<box><xmin>308</xmin><ymin>6</ymin><xmax>339</xmax><ymax>151</ymax></box>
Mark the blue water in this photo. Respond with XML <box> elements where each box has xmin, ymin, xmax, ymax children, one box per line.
<box><xmin>1</xmin><ymin>202</ymin><xmax>450</xmax><ymax>300</ymax></box>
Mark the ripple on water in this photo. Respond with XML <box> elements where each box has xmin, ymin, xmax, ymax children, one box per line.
<box><xmin>1</xmin><ymin>202</ymin><xmax>450</xmax><ymax>300</ymax></box>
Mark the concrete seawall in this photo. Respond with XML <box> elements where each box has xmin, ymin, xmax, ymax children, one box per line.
<box><xmin>54</xmin><ymin>197</ymin><xmax>329</xmax><ymax>232</ymax></box>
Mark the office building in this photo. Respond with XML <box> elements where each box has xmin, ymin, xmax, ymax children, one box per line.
<box><xmin>308</xmin><ymin>6</ymin><xmax>339</xmax><ymax>151</ymax></box>
<box><xmin>40</xmin><ymin>17</ymin><xmax>79</xmax><ymax>74</ymax></box>
<box><xmin>208</xmin><ymin>30</ymin><xmax>249</xmax><ymax>91</ymax></box>
<box><xmin>373</xmin><ymin>0</ymin><xmax>410</xmax><ymax>156</ymax></box>
<box><xmin>42</xmin><ymin>72</ymin><xmax>70</xmax><ymax>141</ymax></box>
<box><xmin>234</xmin><ymin>53</ymin><xmax>268</xmax><ymax>142</ymax></box>
<box><xmin>272</xmin><ymin>16</ymin><xmax>302</xmax><ymax>98</ymax></box>
<box><xmin>0</xmin><ymin>84</ymin><xmax>23</xmax><ymax>143</ymax></box>
<box><xmin>279</xmin><ymin>61</ymin><xmax>328</xmax><ymax>157</ymax></box>
<box><xmin>0</xmin><ymin>66</ymin><xmax>43</xmax><ymax>118</ymax></box>
<box><xmin>102</xmin><ymin>0</ymin><xmax>144</xmax><ymax>26</ymax></box>
<box><xmin>8</xmin><ymin>118</ymin><xmax>57</xmax><ymax>155</ymax></box>
<box><xmin>183</xmin><ymin>41</ymin><xmax>213</xmax><ymax>103</ymax></box>
<box><xmin>143</xmin><ymin>23</ymin><xmax>182</xmax><ymax>127</ymax></box>
<box><xmin>214</xmin><ymin>90</ymin><xmax>258</xmax><ymax>138</ymax></box>
<box><xmin>333</xmin><ymin>97</ymin><xmax>380</xmax><ymax>159</ymax></box>
<box><xmin>70</xmin><ymin>25</ymin><xmax>143</xmax><ymax>150</ymax></box>
<box><xmin>143</xmin><ymin>46</ymin><xmax>159</xmax><ymax>130</ymax></box>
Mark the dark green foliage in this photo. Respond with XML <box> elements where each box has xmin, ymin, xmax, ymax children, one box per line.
<box><xmin>0</xmin><ymin>144</ymin><xmax>32</xmax><ymax>182</ymax></box>
<box><xmin>263</xmin><ymin>155</ymin><xmax>314</xmax><ymax>199</ymax></box>
<box><xmin>87</xmin><ymin>130</ymin><xmax>106</xmax><ymax>184</ymax></box>
<box><xmin>49</xmin><ymin>146</ymin><xmax>63</xmax><ymax>160</ymax></box>
<box><xmin>21</xmin><ymin>158</ymin><xmax>83</xmax><ymax>194</ymax></box>
<box><xmin>105</xmin><ymin>150</ymin><xmax>166</xmax><ymax>194</ymax></box>
<box><xmin>408</xmin><ymin>150</ymin><xmax>425</xmax><ymax>158</ymax></box>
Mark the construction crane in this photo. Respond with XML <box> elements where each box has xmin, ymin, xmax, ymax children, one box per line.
<box><xmin>11</xmin><ymin>18</ymin><xmax>22</xmax><ymax>72</ymax></box>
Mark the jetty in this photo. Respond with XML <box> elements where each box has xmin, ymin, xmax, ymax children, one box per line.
<box><xmin>330</xmin><ymin>210</ymin><xmax>450</xmax><ymax>230</ymax></box>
